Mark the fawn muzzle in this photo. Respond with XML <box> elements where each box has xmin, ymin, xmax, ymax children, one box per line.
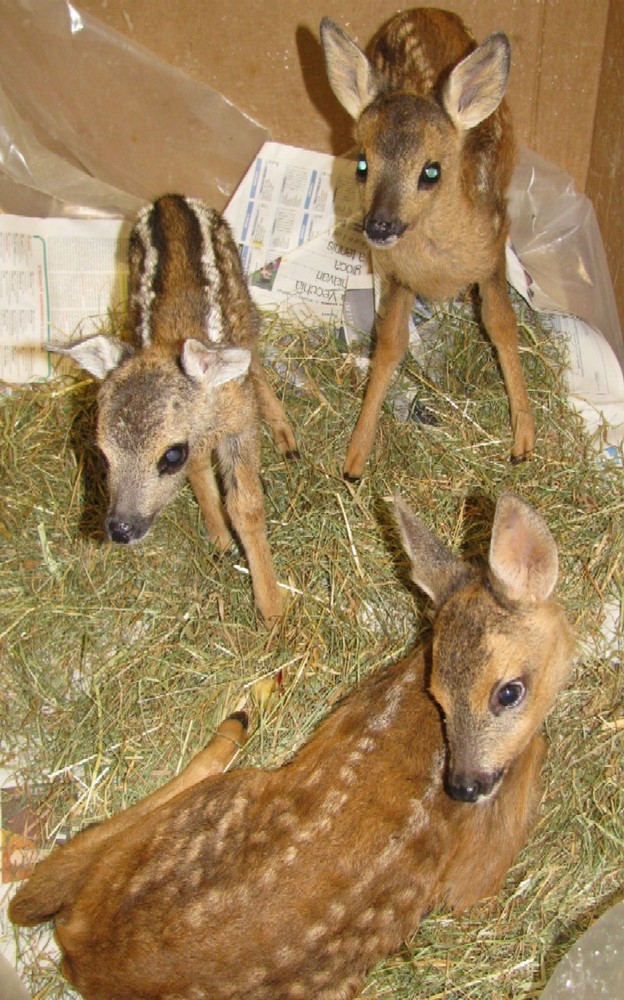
<box><xmin>363</xmin><ymin>212</ymin><xmax>407</xmax><ymax>247</ymax></box>
<box><xmin>105</xmin><ymin>514</ymin><xmax>153</xmax><ymax>545</ymax></box>
<box><xmin>446</xmin><ymin>768</ymin><xmax>504</xmax><ymax>803</ymax></box>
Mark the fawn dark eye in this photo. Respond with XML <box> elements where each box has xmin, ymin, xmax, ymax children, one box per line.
<box><xmin>356</xmin><ymin>154</ymin><xmax>368</xmax><ymax>182</ymax></box>
<box><xmin>491</xmin><ymin>679</ymin><xmax>526</xmax><ymax>713</ymax></box>
<box><xmin>418</xmin><ymin>161</ymin><xmax>441</xmax><ymax>189</ymax></box>
<box><xmin>157</xmin><ymin>442</ymin><xmax>188</xmax><ymax>476</ymax></box>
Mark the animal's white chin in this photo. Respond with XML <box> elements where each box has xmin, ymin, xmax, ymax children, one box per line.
<box><xmin>366</xmin><ymin>234</ymin><xmax>400</xmax><ymax>250</ymax></box>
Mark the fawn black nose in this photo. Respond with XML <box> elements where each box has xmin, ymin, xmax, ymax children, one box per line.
<box><xmin>447</xmin><ymin>769</ymin><xmax>503</xmax><ymax>803</ymax></box>
<box><xmin>364</xmin><ymin>214</ymin><xmax>407</xmax><ymax>245</ymax></box>
<box><xmin>106</xmin><ymin>518</ymin><xmax>135</xmax><ymax>544</ymax></box>
<box><xmin>105</xmin><ymin>516</ymin><xmax>152</xmax><ymax>545</ymax></box>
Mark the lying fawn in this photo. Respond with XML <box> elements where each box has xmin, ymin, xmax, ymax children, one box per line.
<box><xmin>51</xmin><ymin>194</ymin><xmax>298</xmax><ymax>622</ymax></box>
<box><xmin>10</xmin><ymin>492</ymin><xmax>573</xmax><ymax>1000</ymax></box>
<box><xmin>321</xmin><ymin>9</ymin><xmax>535</xmax><ymax>480</ymax></box>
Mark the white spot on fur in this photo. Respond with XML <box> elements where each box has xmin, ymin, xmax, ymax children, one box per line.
<box><xmin>282</xmin><ymin>844</ymin><xmax>298</xmax><ymax>865</ymax></box>
<box><xmin>306</xmin><ymin>922</ymin><xmax>328</xmax><ymax>943</ymax></box>
<box><xmin>328</xmin><ymin>899</ymin><xmax>346</xmax><ymax>922</ymax></box>
<box><xmin>366</xmin><ymin>684</ymin><xmax>404</xmax><ymax>732</ymax></box>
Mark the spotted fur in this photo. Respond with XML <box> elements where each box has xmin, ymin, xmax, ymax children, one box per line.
<box><xmin>10</xmin><ymin>494</ymin><xmax>574</xmax><ymax>1000</ymax></box>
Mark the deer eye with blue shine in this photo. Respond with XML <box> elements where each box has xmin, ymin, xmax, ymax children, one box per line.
<box><xmin>356</xmin><ymin>155</ymin><xmax>368</xmax><ymax>182</ymax></box>
<box><xmin>157</xmin><ymin>442</ymin><xmax>189</xmax><ymax>476</ymax></box>
<box><xmin>418</xmin><ymin>161</ymin><xmax>441</xmax><ymax>189</ymax></box>
<box><xmin>491</xmin><ymin>678</ymin><xmax>526</xmax><ymax>714</ymax></box>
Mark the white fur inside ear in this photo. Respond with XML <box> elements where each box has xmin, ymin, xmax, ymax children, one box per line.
<box><xmin>489</xmin><ymin>493</ymin><xmax>558</xmax><ymax>605</ymax></box>
<box><xmin>394</xmin><ymin>493</ymin><xmax>465</xmax><ymax>607</ymax></box>
<box><xmin>443</xmin><ymin>33</ymin><xmax>510</xmax><ymax>131</ymax></box>
<box><xmin>181</xmin><ymin>341</ymin><xmax>251</xmax><ymax>386</ymax></box>
<box><xmin>47</xmin><ymin>335</ymin><xmax>130</xmax><ymax>380</ymax></box>
<box><xmin>320</xmin><ymin>17</ymin><xmax>382</xmax><ymax>119</ymax></box>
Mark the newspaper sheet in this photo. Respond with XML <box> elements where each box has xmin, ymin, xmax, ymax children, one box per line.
<box><xmin>0</xmin><ymin>216</ymin><xmax>129</xmax><ymax>382</ymax></box>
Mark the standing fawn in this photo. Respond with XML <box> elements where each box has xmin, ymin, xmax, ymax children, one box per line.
<box><xmin>320</xmin><ymin>9</ymin><xmax>535</xmax><ymax>480</ymax></box>
<box><xmin>51</xmin><ymin>194</ymin><xmax>298</xmax><ymax>623</ymax></box>
<box><xmin>10</xmin><ymin>493</ymin><xmax>574</xmax><ymax>1000</ymax></box>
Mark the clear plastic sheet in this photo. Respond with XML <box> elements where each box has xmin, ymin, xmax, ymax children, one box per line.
<box><xmin>0</xmin><ymin>0</ymin><xmax>267</xmax><ymax>218</ymax></box>
<box><xmin>0</xmin><ymin>954</ymin><xmax>31</xmax><ymax>1000</ymax></box>
<box><xmin>542</xmin><ymin>899</ymin><xmax>624</xmax><ymax>999</ymax></box>
<box><xmin>508</xmin><ymin>147</ymin><xmax>623</xmax><ymax>371</ymax></box>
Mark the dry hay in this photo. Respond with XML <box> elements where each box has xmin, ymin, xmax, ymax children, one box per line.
<box><xmin>1</xmin><ymin>292</ymin><xmax>623</xmax><ymax>999</ymax></box>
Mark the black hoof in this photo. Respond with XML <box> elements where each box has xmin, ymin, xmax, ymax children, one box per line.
<box><xmin>285</xmin><ymin>449</ymin><xmax>300</xmax><ymax>461</ymax></box>
<box><xmin>343</xmin><ymin>471</ymin><xmax>362</xmax><ymax>484</ymax></box>
<box><xmin>510</xmin><ymin>452</ymin><xmax>529</xmax><ymax>466</ymax></box>
<box><xmin>228</xmin><ymin>710</ymin><xmax>249</xmax><ymax>731</ymax></box>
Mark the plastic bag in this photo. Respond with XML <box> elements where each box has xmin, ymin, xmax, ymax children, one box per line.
<box><xmin>508</xmin><ymin>146</ymin><xmax>623</xmax><ymax>371</ymax></box>
<box><xmin>0</xmin><ymin>0</ymin><xmax>267</xmax><ymax>218</ymax></box>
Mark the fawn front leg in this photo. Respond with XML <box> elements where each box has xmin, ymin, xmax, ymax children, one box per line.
<box><xmin>249</xmin><ymin>352</ymin><xmax>299</xmax><ymax>460</ymax></box>
<box><xmin>343</xmin><ymin>282</ymin><xmax>414</xmax><ymax>481</ymax></box>
<box><xmin>217</xmin><ymin>429</ymin><xmax>284</xmax><ymax>623</ymax></box>
<box><xmin>187</xmin><ymin>456</ymin><xmax>233</xmax><ymax>551</ymax></box>
<box><xmin>480</xmin><ymin>263</ymin><xmax>535</xmax><ymax>462</ymax></box>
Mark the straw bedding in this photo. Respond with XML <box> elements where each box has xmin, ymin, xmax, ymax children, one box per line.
<box><xmin>1</xmin><ymin>292</ymin><xmax>622</xmax><ymax>998</ymax></box>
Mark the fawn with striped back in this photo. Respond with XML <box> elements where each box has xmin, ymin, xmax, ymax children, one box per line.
<box><xmin>10</xmin><ymin>493</ymin><xmax>573</xmax><ymax>999</ymax></box>
<box><xmin>320</xmin><ymin>8</ymin><xmax>535</xmax><ymax>480</ymax></box>
<box><xmin>50</xmin><ymin>194</ymin><xmax>298</xmax><ymax>623</ymax></box>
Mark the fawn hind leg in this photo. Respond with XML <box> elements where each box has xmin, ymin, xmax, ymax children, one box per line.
<box><xmin>217</xmin><ymin>428</ymin><xmax>284</xmax><ymax>623</ymax></box>
<box><xmin>343</xmin><ymin>282</ymin><xmax>414</xmax><ymax>481</ymax></box>
<box><xmin>89</xmin><ymin>714</ymin><xmax>248</xmax><ymax>845</ymax></box>
<box><xmin>480</xmin><ymin>264</ymin><xmax>535</xmax><ymax>462</ymax></box>
<box><xmin>249</xmin><ymin>352</ymin><xmax>299</xmax><ymax>460</ymax></box>
<box><xmin>8</xmin><ymin>713</ymin><xmax>249</xmax><ymax>931</ymax></box>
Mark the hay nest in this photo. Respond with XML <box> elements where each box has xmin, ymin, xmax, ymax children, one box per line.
<box><xmin>1</xmin><ymin>292</ymin><xmax>623</xmax><ymax>998</ymax></box>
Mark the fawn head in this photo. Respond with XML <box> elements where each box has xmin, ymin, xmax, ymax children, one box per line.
<box><xmin>50</xmin><ymin>334</ymin><xmax>250</xmax><ymax>543</ymax></box>
<box><xmin>395</xmin><ymin>493</ymin><xmax>574</xmax><ymax>803</ymax></box>
<box><xmin>320</xmin><ymin>17</ymin><xmax>510</xmax><ymax>249</ymax></box>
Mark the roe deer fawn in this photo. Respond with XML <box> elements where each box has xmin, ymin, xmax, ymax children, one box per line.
<box><xmin>10</xmin><ymin>493</ymin><xmax>573</xmax><ymax>1000</ymax></box>
<box><xmin>50</xmin><ymin>194</ymin><xmax>298</xmax><ymax>623</ymax></box>
<box><xmin>320</xmin><ymin>9</ymin><xmax>535</xmax><ymax>480</ymax></box>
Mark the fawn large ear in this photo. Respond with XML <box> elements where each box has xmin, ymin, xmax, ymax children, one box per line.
<box><xmin>442</xmin><ymin>33</ymin><xmax>510</xmax><ymax>130</ymax></box>
<box><xmin>489</xmin><ymin>493</ymin><xmax>559</xmax><ymax>605</ymax></box>
<box><xmin>394</xmin><ymin>494</ymin><xmax>466</xmax><ymax>607</ymax></box>
<box><xmin>47</xmin><ymin>334</ymin><xmax>133</xmax><ymax>380</ymax></box>
<box><xmin>320</xmin><ymin>18</ymin><xmax>383</xmax><ymax>119</ymax></box>
<box><xmin>180</xmin><ymin>341</ymin><xmax>251</xmax><ymax>387</ymax></box>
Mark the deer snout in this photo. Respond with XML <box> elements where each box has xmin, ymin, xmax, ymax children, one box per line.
<box><xmin>446</xmin><ymin>768</ymin><xmax>504</xmax><ymax>803</ymax></box>
<box><xmin>105</xmin><ymin>514</ymin><xmax>152</xmax><ymax>545</ymax></box>
<box><xmin>363</xmin><ymin>212</ymin><xmax>407</xmax><ymax>248</ymax></box>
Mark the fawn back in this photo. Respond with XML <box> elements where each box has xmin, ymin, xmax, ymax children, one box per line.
<box><xmin>321</xmin><ymin>9</ymin><xmax>535</xmax><ymax>478</ymax></box>
<box><xmin>50</xmin><ymin>195</ymin><xmax>298</xmax><ymax>622</ymax></box>
<box><xmin>10</xmin><ymin>493</ymin><xmax>574</xmax><ymax>1000</ymax></box>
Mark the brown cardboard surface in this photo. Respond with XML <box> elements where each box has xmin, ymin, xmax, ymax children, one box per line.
<box><xmin>77</xmin><ymin>0</ymin><xmax>608</xmax><ymax>192</ymax></box>
<box><xmin>586</xmin><ymin>0</ymin><xmax>624</xmax><ymax>343</ymax></box>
